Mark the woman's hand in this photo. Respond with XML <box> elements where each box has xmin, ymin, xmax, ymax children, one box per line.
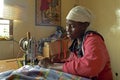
<box><xmin>38</xmin><ymin>57</ymin><xmax>64</xmax><ymax>71</ymax></box>
<box><xmin>48</xmin><ymin>63</ymin><xmax>64</xmax><ymax>71</ymax></box>
<box><xmin>38</xmin><ymin>57</ymin><xmax>53</xmax><ymax>68</ymax></box>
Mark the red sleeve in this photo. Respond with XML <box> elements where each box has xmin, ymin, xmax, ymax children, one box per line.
<box><xmin>63</xmin><ymin>33</ymin><xmax>109</xmax><ymax>78</ymax></box>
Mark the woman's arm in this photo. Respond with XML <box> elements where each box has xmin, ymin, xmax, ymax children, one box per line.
<box><xmin>49</xmin><ymin>63</ymin><xmax>64</xmax><ymax>71</ymax></box>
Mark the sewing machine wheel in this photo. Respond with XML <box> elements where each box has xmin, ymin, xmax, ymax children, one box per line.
<box><xmin>19</xmin><ymin>37</ymin><xmax>28</xmax><ymax>52</ymax></box>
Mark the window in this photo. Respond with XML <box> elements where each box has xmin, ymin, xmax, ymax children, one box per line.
<box><xmin>0</xmin><ymin>19</ymin><xmax>13</xmax><ymax>40</ymax></box>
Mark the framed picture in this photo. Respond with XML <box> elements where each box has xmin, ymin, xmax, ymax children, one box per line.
<box><xmin>35</xmin><ymin>0</ymin><xmax>61</xmax><ymax>26</ymax></box>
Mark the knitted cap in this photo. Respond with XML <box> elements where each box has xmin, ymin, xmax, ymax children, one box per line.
<box><xmin>66</xmin><ymin>6</ymin><xmax>92</xmax><ymax>23</ymax></box>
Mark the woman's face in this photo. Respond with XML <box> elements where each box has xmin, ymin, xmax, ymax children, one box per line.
<box><xmin>66</xmin><ymin>20</ymin><xmax>88</xmax><ymax>39</ymax></box>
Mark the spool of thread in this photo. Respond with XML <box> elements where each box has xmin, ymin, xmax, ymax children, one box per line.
<box><xmin>27</xmin><ymin>32</ymin><xmax>30</xmax><ymax>40</ymax></box>
<box><xmin>43</xmin><ymin>42</ymin><xmax>49</xmax><ymax>57</ymax></box>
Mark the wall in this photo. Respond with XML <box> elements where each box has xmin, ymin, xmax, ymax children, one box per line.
<box><xmin>80</xmin><ymin>0</ymin><xmax>120</xmax><ymax>79</ymax></box>
<box><xmin>0</xmin><ymin>41</ymin><xmax>13</xmax><ymax>59</ymax></box>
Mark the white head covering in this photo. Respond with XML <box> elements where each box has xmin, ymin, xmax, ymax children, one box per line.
<box><xmin>66</xmin><ymin>6</ymin><xmax>93</xmax><ymax>23</ymax></box>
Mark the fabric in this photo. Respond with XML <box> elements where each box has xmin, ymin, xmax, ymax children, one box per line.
<box><xmin>62</xmin><ymin>31</ymin><xmax>113</xmax><ymax>80</ymax></box>
<box><xmin>69</xmin><ymin>38</ymin><xmax>83</xmax><ymax>57</ymax></box>
<box><xmin>0</xmin><ymin>65</ymin><xmax>82</xmax><ymax>80</ymax></box>
<box><xmin>66</xmin><ymin>6</ymin><xmax>92</xmax><ymax>23</ymax></box>
<box><xmin>49</xmin><ymin>39</ymin><xmax>70</xmax><ymax>63</ymax></box>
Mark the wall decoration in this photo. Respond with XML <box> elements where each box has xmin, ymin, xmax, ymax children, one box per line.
<box><xmin>35</xmin><ymin>0</ymin><xmax>61</xmax><ymax>26</ymax></box>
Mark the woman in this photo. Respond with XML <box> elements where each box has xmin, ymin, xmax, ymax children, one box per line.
<box><xmin>39</xmin><ymin>6</ymin><xmax>113</xmax><ymax>80</ymax></box>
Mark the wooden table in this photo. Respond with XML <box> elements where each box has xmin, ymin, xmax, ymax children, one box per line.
<box><xmin>0</xmin><ymin>56</ymin><xmax>43</xmax><ymax>72</ymax></box>
<box><xmin>0</xmin><ymin>58</ymin><xmax>23</xmax><ymax>72</ymax></box>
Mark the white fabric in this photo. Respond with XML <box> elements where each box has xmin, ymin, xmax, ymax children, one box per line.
<box><xmin>66</xmin><ymin>6</ymin><xmax>92</xmax><ymax>23</ymax></box>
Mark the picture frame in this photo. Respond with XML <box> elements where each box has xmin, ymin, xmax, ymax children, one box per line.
<box><xmin>35</xmin><ymin>0</ymin><xmax>61</xmax><ymax>26</ymax></box>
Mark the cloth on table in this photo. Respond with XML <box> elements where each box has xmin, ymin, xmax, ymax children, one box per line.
<box><xmin>0</xmin><ymin>65</ymin><xmax>91</xmax><ymax>80</ymax></box>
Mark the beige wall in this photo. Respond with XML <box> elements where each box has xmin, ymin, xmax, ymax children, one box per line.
<box><xmin>0</xmin><ymin>41</ymin><xmax>13</xmax><ymax>59</ymax></box>
<box><xmin>0</xmin><ymin>0</ymin><xmax>120</xmax><ymax>79</ymax></box>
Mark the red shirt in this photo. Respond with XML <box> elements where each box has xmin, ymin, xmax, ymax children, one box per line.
<box><xmin>63</xmin><ymin>33</ymin><xmax>113</xmax><ymax>80</ymax></box>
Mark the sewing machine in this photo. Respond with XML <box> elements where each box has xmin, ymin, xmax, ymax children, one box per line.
<box><xmin>19</xmin><ymin>32</ymin><xmax>38</xmax><ymax>65</ymax></box>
